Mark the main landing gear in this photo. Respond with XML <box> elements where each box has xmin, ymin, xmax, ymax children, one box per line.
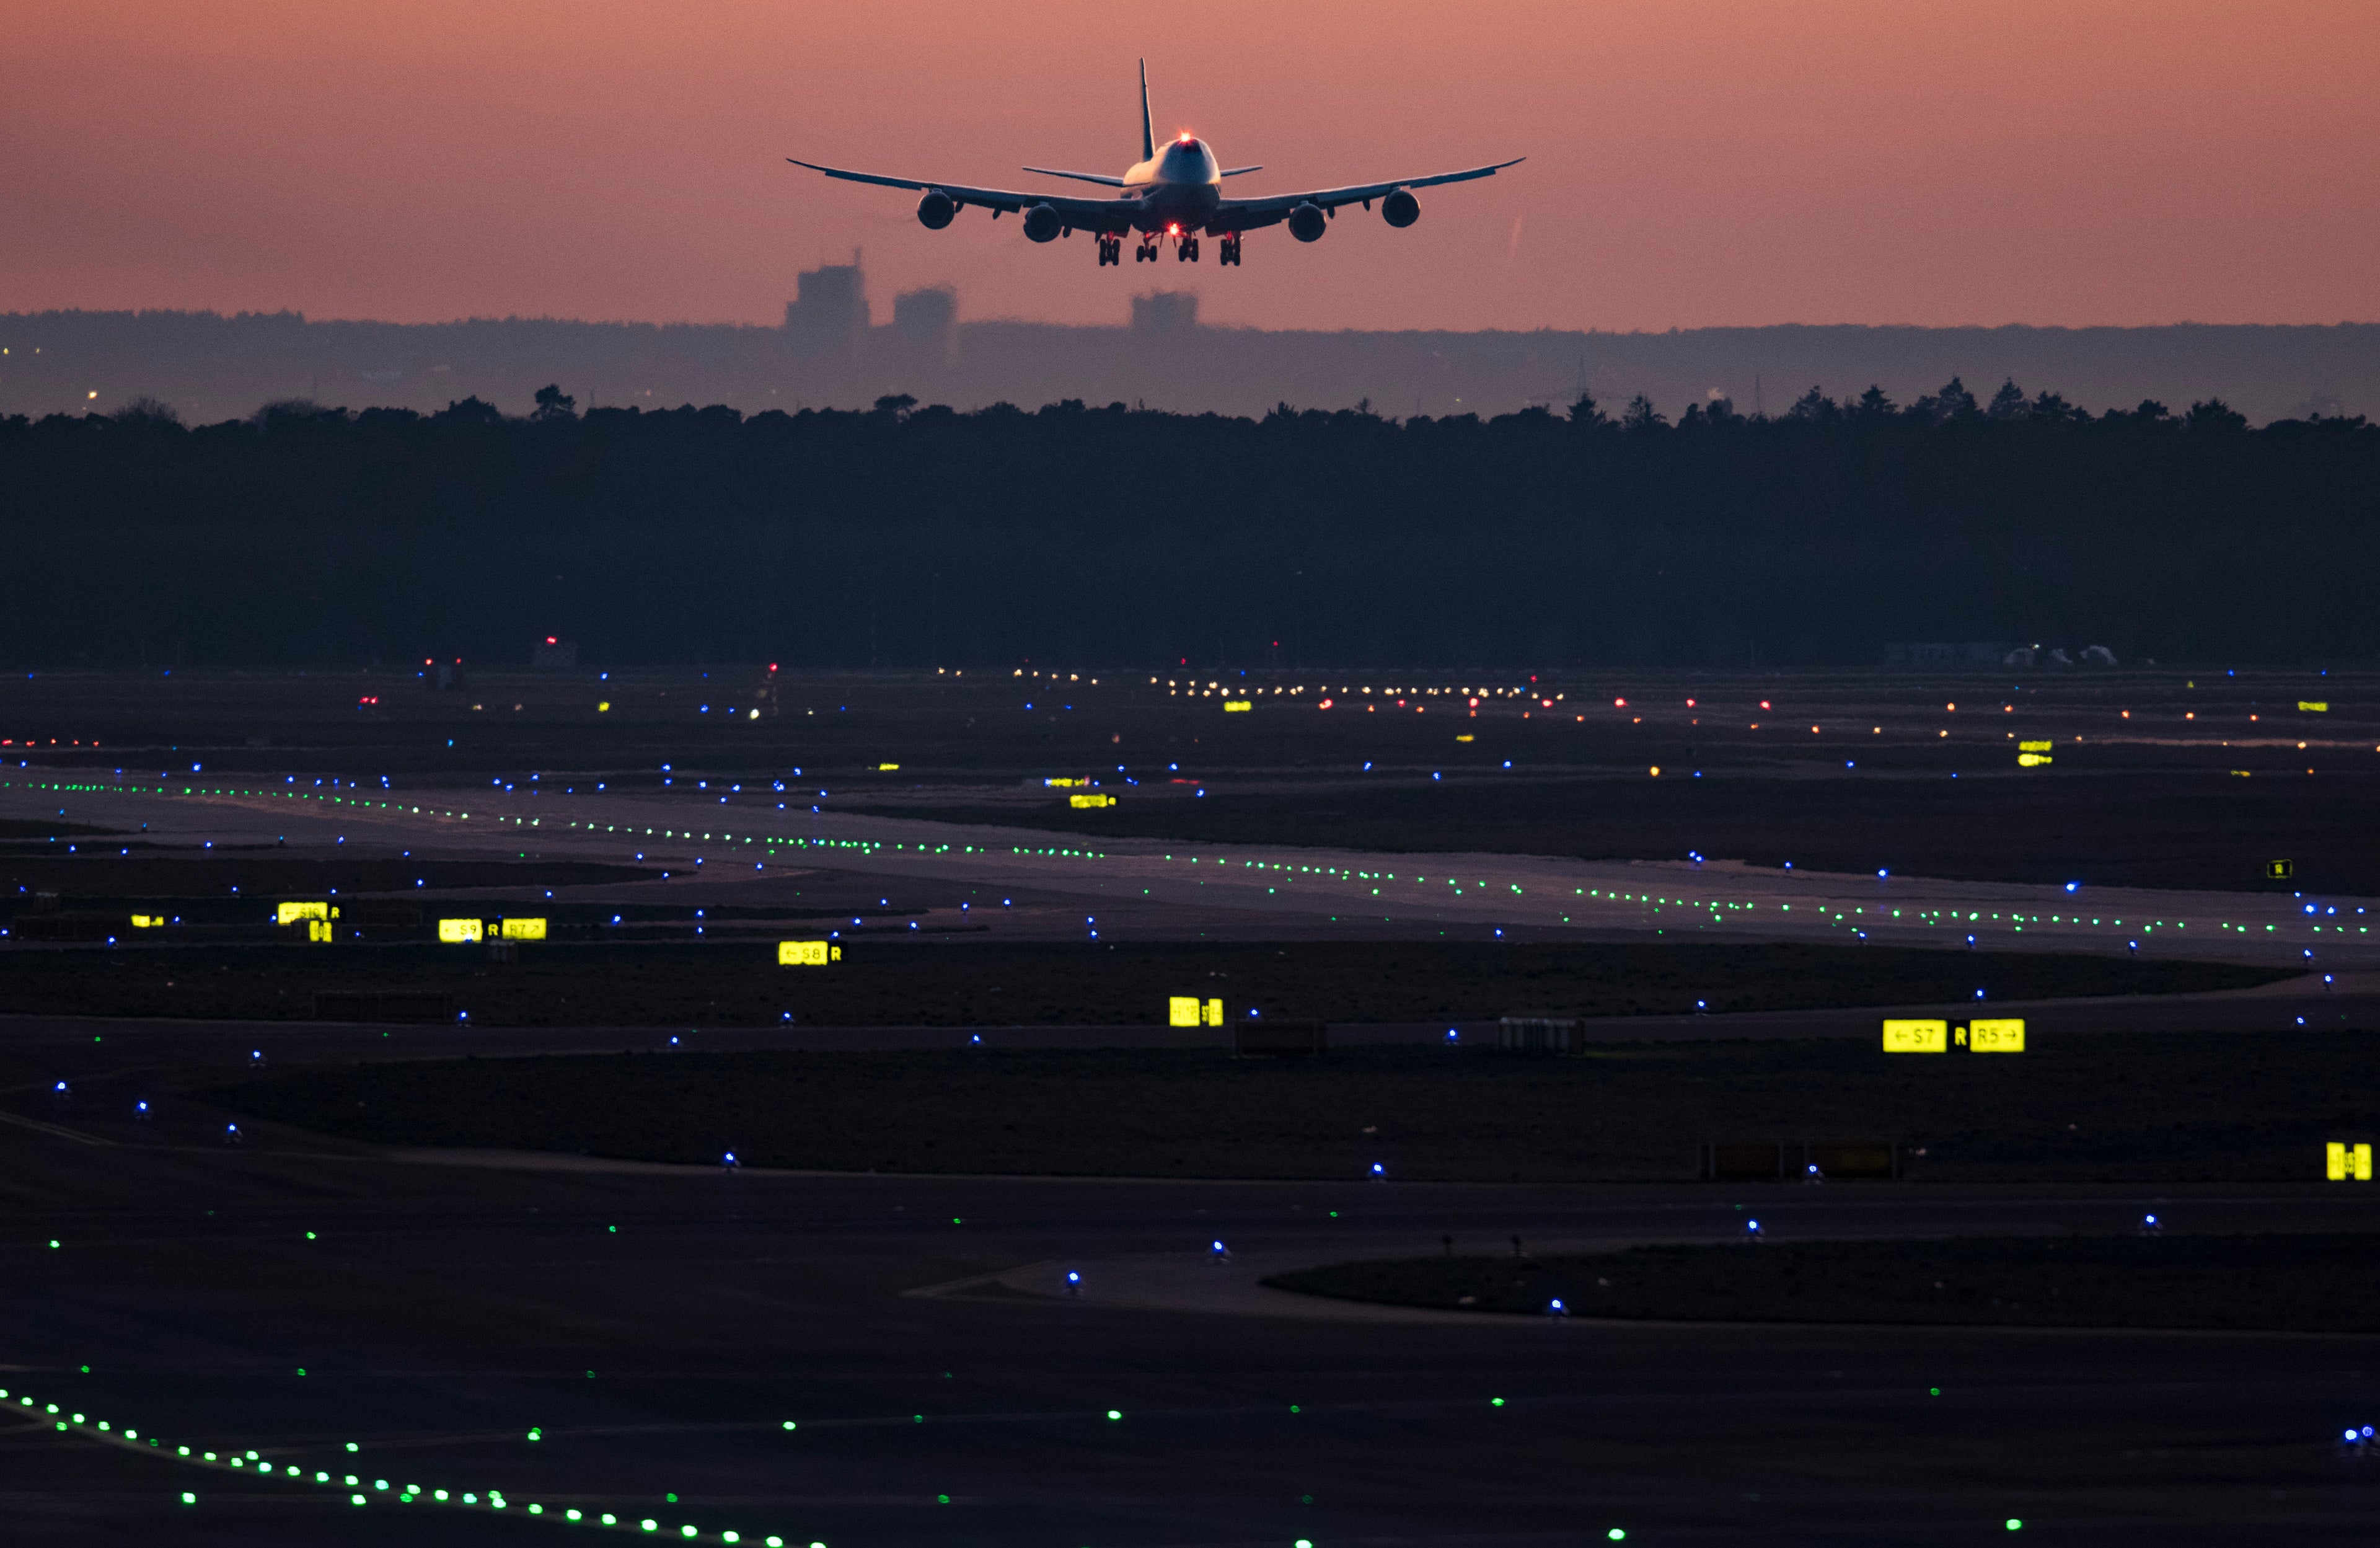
<box><xmin>1119</xmin><ymin>232</ymin><xmax>1238</xmax><ymax>265</ymax></box>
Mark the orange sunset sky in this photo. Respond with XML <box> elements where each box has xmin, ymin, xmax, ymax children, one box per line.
<box><xmin>2</xmin><ymin>1</ymin><xmax>2375</xmax><ymax>333</ymax></box>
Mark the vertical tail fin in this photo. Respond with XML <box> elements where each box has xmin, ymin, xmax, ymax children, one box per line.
<box><xmin>1139</xmin><ymin>58</ymin><xmax>1155</xmax><ymax>161</ymax></box>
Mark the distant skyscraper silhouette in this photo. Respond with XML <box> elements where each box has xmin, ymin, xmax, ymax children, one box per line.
<box><xmin>784</xmin><ymin>250</ymin><xmax>868</xmax><ymax>361</ymax></box>
<box><xmin>891</xmin><ymin>286</ymin><xmax>958</xmax><ymax>369</ymax></box>
<box><xmin>1131</xmin><ymin>291</ymin><xmax>1198</xmax><ymax>334</ymax></box>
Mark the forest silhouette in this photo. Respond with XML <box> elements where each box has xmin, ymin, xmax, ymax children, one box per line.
<box><xmin>2</xmin><ymin>380</ymin><xmax>2370</xmax><ymax>668</ymax></box>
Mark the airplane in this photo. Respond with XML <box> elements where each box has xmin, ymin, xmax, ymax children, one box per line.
<box><xmin>788</xmin><ymin>61</ymin><xmax>1520</xmax><ymax>268</ymax></box>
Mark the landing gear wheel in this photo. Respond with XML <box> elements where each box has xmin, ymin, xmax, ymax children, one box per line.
<box><xmin>1219</xmin><ymin>235</ymin><xmax>1241</xmax><ymax>267</ymax></box>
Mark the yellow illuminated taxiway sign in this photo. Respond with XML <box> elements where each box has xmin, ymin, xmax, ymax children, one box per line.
<box><xmin>1882</xmin><ymin>1019</ymin><xmax>1948</xmax><ymax>1053</ymax></box>
<box><xmin>1965</xmin><ymin>1019</ymin><xmax>2025</xmax><ymax>1053</ymax></box>
<box><xmin>1885</xmin><ymin>1018</ymin><xmax>2025</xmax><ymax>1053</ymax></box>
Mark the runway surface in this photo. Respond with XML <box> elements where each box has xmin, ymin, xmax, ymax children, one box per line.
<box><xmin>7</xmin><ymin>767</ymin><xmax>2376</xmax><ymax>968</ymax></box>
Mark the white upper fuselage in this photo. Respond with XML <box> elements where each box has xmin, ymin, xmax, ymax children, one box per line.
<box><xmin>1120</xmin><ymin>136</ymin><xmax>1222</xmax><ymax>233</ymax></box>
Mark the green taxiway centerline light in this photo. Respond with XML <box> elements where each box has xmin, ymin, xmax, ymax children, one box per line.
<box><xmin>4</xmin><ymin>1381</ymin><xmax>809</xmax><ymax>1544</ymax></box>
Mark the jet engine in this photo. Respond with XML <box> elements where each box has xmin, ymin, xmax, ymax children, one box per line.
<box><xmin>916</xmin><ymin>190</ymin><xmax>956</xmax><ymax>229</ymax></box>
<box><xmin>1287</xmin><ymin>202</ymin><xmax>1327</xmax><ymax>242</ymax></box>
<box><xmin>1382</xmin><ymin>189</ymin><xmax>1419</xmax><ymax>228</ymax></box>
<box><xmin>1022</xmin><ymin>203</ymin><xmax>1063</xmax><ymax>243</ymax></box>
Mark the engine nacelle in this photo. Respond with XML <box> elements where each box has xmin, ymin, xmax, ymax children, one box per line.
<box><xmin>1022</xmin><ymin>203</ymin><xmax>1063</xmax><ymax>243</ymax></box>
<box><xmin>1382</xmin><ymin>189</ymin><xmax>1419</xmax><ymax>228</ymax></box>
<box><xmin>917</xmin><ymin>190</ymin><xmax>956</xmax><ymax>229</ymax></box>
<box><xmin>1287</xmin><ymin>202</ymin><xmax>1327</xmax><ymax>243</ymax></box>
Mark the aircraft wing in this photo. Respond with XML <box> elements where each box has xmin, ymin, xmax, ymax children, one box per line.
<box><xmin>787</xmin><ymin>159</ymin><xmax>1131</xmax><ymax>226</ymax></box>
<box><xmin>1209</xmin><ymin>157</ymin><xmax>1523</xmax><ymax>231</ymax></box>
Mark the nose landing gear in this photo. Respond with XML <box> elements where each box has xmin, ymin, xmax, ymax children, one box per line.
<box><xmin>1176</xmin><ymin>236</ymin><xmax>1201</xmax><ymax>262</ymax></box>
<box><xmin>1134</xmin><ymin>237</ymin><xmax>1158</xmax><ymax>262</ymax></box>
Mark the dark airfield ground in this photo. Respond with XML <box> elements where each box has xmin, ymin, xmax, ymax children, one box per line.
<box><xmin>0</xmin><ymin>939</ymin><xmax>2281</xmax><ymax>1025</ymax></box>
<box><xmin>208</xmin><ymin>1027</ymin><xmax>2379</xmax><ymax>1185</ymax></box>
<box><xmin>4</xmin><ymin>667</ymin><xmax>2380</xmax><ymax>1544</ymax></box>
<box><xmin>1267</xmin><ymin>1234</ymin><xmax>2380</xmax><ymax>1330</ymax></box>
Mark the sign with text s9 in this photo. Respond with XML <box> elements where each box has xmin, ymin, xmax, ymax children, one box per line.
<box><xmin>438</xmin><ymin>918</ymin><xmax>483</xmax><ymax>944</ymax></box>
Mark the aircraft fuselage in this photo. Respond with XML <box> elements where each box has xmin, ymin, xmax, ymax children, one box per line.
<box><xmin>1119</xmin><ymin>137</ymin><xmax>1222</xmax><ymax>235</ymax></box>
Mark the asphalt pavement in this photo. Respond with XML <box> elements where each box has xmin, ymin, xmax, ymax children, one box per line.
<box><xmin>5</xmin><ymin>1024</ymin><xmax>2380</xmax><ymax>1547</ymax></box>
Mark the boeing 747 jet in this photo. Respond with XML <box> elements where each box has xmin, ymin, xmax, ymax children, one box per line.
<box><xmin>788</xmin><ymin>61</ymin><xmax>1521</xmax><ymax>267</ymax></box>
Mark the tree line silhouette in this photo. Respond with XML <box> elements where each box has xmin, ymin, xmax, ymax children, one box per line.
<box><xmin>1</xmin><ymin>379</ymin><xmax>2371</xmax><ymax>668</ymax></box>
